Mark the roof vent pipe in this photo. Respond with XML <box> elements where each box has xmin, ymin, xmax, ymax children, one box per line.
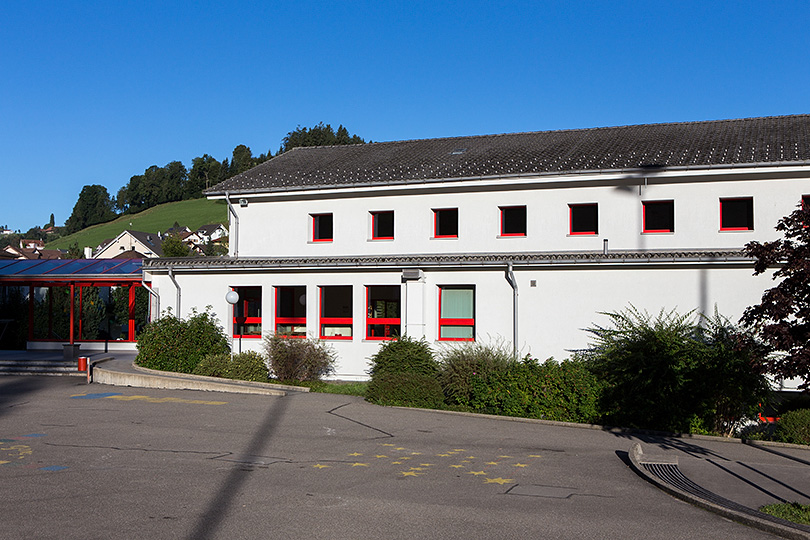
<box><xmin>225</xmin><ymin>192</ymin><xmax>239</xmax><ymax>258</ymax></box>
<box><xmin>603</xmin><ymin>239</ymin><xmax>608</xmax><ymax>255</ymax></box>
<box><xmin>505</xmin><ymin>262</ymin><xmax>518</xmax><ymax>359</ymax></box>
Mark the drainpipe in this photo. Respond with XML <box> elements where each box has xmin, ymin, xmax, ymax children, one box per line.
<box><xmin>142</xmin><ymin>283</ymin><xmax>160</xmax><ymax>321</ymax></box>
<box><xmin>505</xmin><ymin>262</ymin><xmax>518</xmax><ymax>359</ymax></box>
<box><xmin>225</xmin><ymin>191</ymin><xmax>239</xmax><ymax>258</ymax></box>
<box><xmin>168</xmin><ymin>267</ymin><xmax>181</xmax><ymax>315</ymax></box>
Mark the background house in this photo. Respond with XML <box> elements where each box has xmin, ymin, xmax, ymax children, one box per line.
<box><xmin>143</xmin><ymin>115</ymin><xmax>810</xmax><ymax>382</ymax></box>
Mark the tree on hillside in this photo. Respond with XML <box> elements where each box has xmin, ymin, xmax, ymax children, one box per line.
<box><xmin>186</xmin><ymin>154</ymin><xmax>222</xmax><ymax>199</ymax></box>
<box><xmin>65</xmin><ymin>185</ymin><xmax>117</xmax><ymax>234</ymax></box>
<box><xmin>742</xmin><ymin>203</ymin><xmax>810</xmax><ymax>389</ymax></box>
<box><xmin>161</xmin><ymin>234</ymin><xmax>191</xmax><ymax>257</ymax></box>
<box><xmin>279</xmin><ymin>123</ymin><xmax>365</xmax><ymax>154</ymax></box>
<box><xmin>118</xmin><ymin>162</ymin><xmax>188</xmax><ymax>214</ymax></box>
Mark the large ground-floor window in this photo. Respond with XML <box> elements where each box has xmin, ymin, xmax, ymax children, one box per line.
<box><xmin>366</xmin><ymin>285</ymin><xmax>400</xmax><ymax>340</ymax></box>
<box><xmin>320</xmin><ymin>285</ymin><xmax>352</xmax><ymax>339</ymax></box>
<box><xmin>438</xmin><ymin>285</ymin><xmax>475</xmax><ymax>341</ymax></box>
<box><xmin>232</xmin><ymin>286</ymin><xmax>262</xmax><ymax>338</ymax></box>
<box><xmin>275</xmin><ymin>286</ymin><xmax>306</xmax><ymax>337</ymax></box>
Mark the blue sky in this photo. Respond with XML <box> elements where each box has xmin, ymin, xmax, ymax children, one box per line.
<box><xmin>2</xmin><ymin>1</ymin><xmax>808</xmax><ymax>232</ymax></box>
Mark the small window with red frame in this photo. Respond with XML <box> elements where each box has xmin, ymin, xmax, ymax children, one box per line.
<box><xmin>232</xmin><ymin>286</ymin><xmax>262</xmax><ymax>338</ymax></box>
<box><xmin>366</xmin><ymin>285</ymin><xmax>400</xmax><ymax>340</ymax></box>
<box><xmin>569</xmin><ymin>203</ymin><xmax>598</xmax><ymax>235</ymax></box>
<box><xmin>720</xmin><ymin>198</ymin><xmax>753</xmax><ymax>231</ymax></box>
<box><xmin>433</xmin><ymin>208</ymin><xmax>459</xmax><ymax>238</ymax></box>
<box><xmin>320</xmin><ymin>286</ymin><xmax>352</xmax><ymax>339</ymax></box>
<box><xmin>275</xmin><ymin>286</ymin><xmax>306</xmax><ymax>337</ymax></box>
<box><xmin>371</xmin><ymin>211</ymin><xmax>394</xmax><ymax>240</ymax></box>
<box><xmin>312</xmin><ymin>213</ymin><xmax>333</xmax><ymax>242</ymax></box>
<box><xmin>500</xmin><ymin>206</ymin><xmax>526</xmax><ymax>236</ymax></box>
<box><xmin>643</xmin><ymin>200</ymin><xmax>675</xmax><ymax>233</ymax></box>
<box><xmin>439</xmin><ymin>286</ymin><xmax>474</xmax><ymax>341</ymax></box>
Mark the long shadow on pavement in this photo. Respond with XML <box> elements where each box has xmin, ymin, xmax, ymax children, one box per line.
<box><xmin>186</xmin><ymin>394</ymin><xmax>290</xmax><ymax>540</ymax></box>
<box><xmin>0</xmin><ymin>376</ymin><xmax>46</xmax><ymax>419</ymax></box>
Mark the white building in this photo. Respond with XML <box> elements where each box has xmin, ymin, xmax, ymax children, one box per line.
<box><xmin>143</xmin><ymin>115</ymin><xmax>810</xmax><ymax>381</ymax></box>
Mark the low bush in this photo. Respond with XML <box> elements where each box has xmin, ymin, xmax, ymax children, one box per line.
<box><xmin>438</xmin><ymin>341</ymin><xmax>512</xmax><ymax>408</ymax></box>
<box><xmin>194</xmin><ymin>351</ymin><xmax>269</xmax><ymax>382</ymax></box>
<box><xmin>136</xmin><ymin>308</ymin><xmax>229</xmax><ymax>373</ymax></box>
<box><xmin>263</xmin><ymin>334</ymin><xmax>335</xmax><ymax>382</ymax></box>
<box><xmin>366</xmin><ymin>372</ymin><xmax>444</xmax><ymax>408</ymax></box>
<box><xmin>367</xmin><ymin>336</ymin><xmax>438</xmax><ymax>378</ymax></box>
<box><xmin>774</xmin><ymin>409</ymin><xmax>810</xmax><ymax>445</ymax></box>
<box><xmin>468</xmin><ymin>357</ymin><xmax>605</xmax><ymax>423</ymax></box>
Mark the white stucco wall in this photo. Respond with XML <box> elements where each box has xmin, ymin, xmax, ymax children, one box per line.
<box><xmin>226</xmin><ymin>170</ymin><xmax>809</xmax><ymax>258</ymax></box>
<box><xmin>146</xmin><ymin>262</ymin><xmax>773</xmax><ymax>380</ymax></box>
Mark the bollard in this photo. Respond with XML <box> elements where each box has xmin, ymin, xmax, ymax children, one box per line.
<box><xmin>77</xmin><ymin>356</ymin><xmax>88</xmax><ymax>372</ymax></box>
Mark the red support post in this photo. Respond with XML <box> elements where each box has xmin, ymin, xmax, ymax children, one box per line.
<box><xmin>78</xmin><ymin>285</ymin><xmax>83</xmax><ymax>340</ymax></box>
<box><xmin>128</xmin><ymin>285</ymin><xmax>136</xmax><ymax>341</ymax></box>
<box><xmin>69</xmin><ymin>283</ymin><xmax>75</xmax><ymax>345</ymax></box>
<box><xmin>28</xmin><ymin>285</ymin><xmax>34</xmax><ymax>341</ymax></box>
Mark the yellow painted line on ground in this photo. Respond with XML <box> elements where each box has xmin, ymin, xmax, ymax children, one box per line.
<box><xmin>106</xmin><ymin>395</ymin><xmax>227</xmax><ymax>405</ymax></box>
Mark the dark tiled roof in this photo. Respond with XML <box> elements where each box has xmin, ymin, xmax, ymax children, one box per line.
<box><xmin>125</xmin><ymin>230</ymin><xmax>164</xmax><ymax>257</ymax></box>
<box><xmin>144</xmin><ymin>249</ymin><xmax>751</xmax><ymax>271</ymax></box>
<box><xmin>206</xmin><ymin>115</ymin><xmax>810</xmax><ymax>195</ymax></box>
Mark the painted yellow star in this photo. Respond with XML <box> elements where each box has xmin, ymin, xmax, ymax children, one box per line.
<box><xmin>376</xmin><ymin>455</ymin><xmax>389</xmax><ymax>458</ymax></box>
<box><xmin>348</xmin><ymin>452</ymin><xmax>363</xmax><ymax>457</ymax></box>
<box><xmin>484</xmin><ymin>477</ymin><xmax>514</xmax><ymax>485</ymax></box>
<box><xmin>449</xmin><ymin>464</ymin><xmax>465</xmax><ymax>469</ymax></box>
<box><xmin>409</xmin><ymin>467</ymin><xmax>425</xmax><ymax>471</ymax></box>
<box><xmin>400</xmin><ymin>471</ymin><xmax>420</xmax><ymax>477</ymax></box>
<box><xmin>497</xmin><ymin>455</ymin><xmax>513</xmax><ymax>459</ymax></box>
<box><xmin>381</xmin><ymin>443</ymin><xmax>395</xmax><ymax>447</ymax></box>
<box><xmin>437</xmin><ymin>453</ymin><xmax>451</xmax><ymax>457</ymax></box>
<box><xmin>0</xmin><ymin>460</ymin><xmax>10</xmax><ymax>465</ymax></box>
<box><xmin>453</xmin><ymin>449</ymin><xmax>466</xmax><ymax>452</ymax></box>
<box><xmin>485</xmin><ymin>461</ymin><xmax>499</xmax><ymax>465</ymax></box>
<box><xmin>466</xmin><ymin>456</ymin><xmax>475</xmax><ymax>459</ymax></box>
<box><xmin>312</xmin><ymin>464</ymin><xmax>330</xmax><ymax>469</ymax></box>
<box><xmin>395</xmin><ymin>447</ymin><xmax>406</xmax><ymax>451</ymax></box>
<box><xmin>400</xmin><ymin>457</ymin><xmax>412</xmax><ymax>460</ymax></box>
<box><xmin>419</xmin><ymin>463</ymin><xmax>434</xmax><ymax>467</ymax></box>
<box><xmin>513</xmin><ymin>463</ymin><xmax>528</xmax><ymax>467</ymax></box>
<box><xmin>467</xmin><ymin>471</ymin><xmax>487</xmax><ymax>476</ymax></box>
<box><xmin>461</xmin><ymin>460</ymin><xmax>471</xmax><ymax>464</ymax></box>
<box><xmin>528</xmin><ymin>454</ymin><xmax>542</xmax><ymax>458</ymax></box>
<box><xmin>410</xmin><ymin>452</ymin><xmax>422</xmax><ymax>455</ymax></box>
<box><xmin>351</xmin><ymin>462</ymin><xmax>369</xmax><ymax>467</ymax></box>
<box><xmin>391</xmin><ymin>461</ymin><xmax>403</xmax><ymax>465</ymax></box>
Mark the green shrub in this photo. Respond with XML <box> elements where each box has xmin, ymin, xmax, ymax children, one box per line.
<box><xmin>774</xmin><ymin>409</ymin><xmax>810</xmax><ymax>445</ymax></box>
<box><xmin>193</xmin><ymin>353</ymin><xmax>232</xmax><ymax>378</ymax></box>
<box><xmin>136</xmin><ymin>308</ymin><xmax>229</xmax><ymax>373</ymax></box>
<box><xmin>580</xmin><ymin>306</ymin><xmax>769</xmax><ymax>434</ymax></box>
<box><xmin>437</xmin><ymin>341</ymin><xmax>512</xmax><ymax>408</ymax></box>
<box><xmin>230</xmin><ymin>351</ymin><xmax>269</xmax><ymax>382</ymax></box>
<box><xmin>467</xmin><ymin>357</ymin><xmax>605</xmax><ymax>423</ymax></box>
<box><xmin>367</xmin><ymin>336</ymin><xmax>438</xmax><ymax>378</ymax></box>
<box><xmin>366</xmin><ymin>372</ymin><xmax>444</xmax><ymax>408</ymax></box>
<box><xmin>263</xmin><ymin>334</ymin><xmax>335</xmax><ymax>381</ymax></box>
<box><xmin>193</xmin><ymin>351</ymin><xmax>269</xmax><ymax>382</ymax></box>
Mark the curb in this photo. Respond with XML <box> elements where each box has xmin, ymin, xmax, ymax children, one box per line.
<box><xmin>628</xmin><ymin>443</ymin><xmax>810</xmax><ymax>540</ymax></box>
<box><xmin>92</xmin><ymin>361</ymin><xmax>287</xmax><ymax>396</ymax></box>
<box><xmin>128</xmin><ymin>362</ymin><xmax>310</xmax><ymax>393</ymax></box>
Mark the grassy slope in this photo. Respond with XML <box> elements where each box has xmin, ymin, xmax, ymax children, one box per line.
<box><xmin>47</xmin><ymin>199</ymin><xmax>228</xmax><ymax>250</ymax></box>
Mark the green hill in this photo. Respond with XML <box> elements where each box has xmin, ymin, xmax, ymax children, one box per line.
<box><xmin>47</xmin><ymin>199</ymin><xmax>228</xmax><ymax>250</ymax></box>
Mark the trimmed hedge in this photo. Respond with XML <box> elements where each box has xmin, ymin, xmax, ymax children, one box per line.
<box><xmin>193</xmin><ymin>351</ymin><xmax>269</xmax><ymax>382</ymax></box>
<box><xmin>263</xmin><ymin>334</ymin><xmax>335</xmax><ymax>382</ymax></box>
<box><xmin>774</xmin><ymin>409</ymin><xmax>810</xmax><ymax>445</ymax></box>
<box><xmin>368</xmin><ymin>336</ymin><xmax>438</xmax><ymax>378</ymax></box>
<box><xmin>366</xmin><ymin>372</ymin><xmax>445</xmax><ymax>408</ymax></box>
<box><xmin>136</xmin><ymin>308</ymin><xmax>229</xmax><ymax>373</ymax></box>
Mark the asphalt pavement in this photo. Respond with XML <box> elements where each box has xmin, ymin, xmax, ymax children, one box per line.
<box><xmin>2</xmin><ymin>367</ymin><xmax>810</xmax><ymax>539</ymax></box>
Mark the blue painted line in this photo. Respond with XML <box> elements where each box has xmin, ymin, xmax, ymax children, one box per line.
<box><xmin>39</xmin><ymin>466</ymin><xmax>68</xmax><ymax>472</ymax></box>
<box><xmin>71</xmin><ymin>393</ymin><xmax>122</xmax><ymax>399</ymax></box>
<box><xmin>21</xmin><ymin>434</ymin><xmax>46</xmax><ymax>438</ymax></box>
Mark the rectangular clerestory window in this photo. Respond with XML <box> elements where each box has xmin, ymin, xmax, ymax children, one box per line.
<box><xmin>569</xmin><ymin>203</ymin><xmax>598</xmax><ymax>235</ymax></box>
<box><xmin>433</xmin><ymin>208</ymin><xmax>459</xmax><ymax>238</ymax></box>
<box><xmin>500</xmin><ymin>206</ymin><xmax>527</xmax><ymax>236</ymax></box>
<box><xmin>720</xmin><ymin>198</ymin><xmax>754</xmax><ymax>231</ymax></box>
<box><xmin>642</xmin><ymin>200</ymin><xmax>675</xmax><ymax>233</ymax></box>
<box><xmin>311</xmin><ymin>213</ymin><xmax>333</xmax><ymax>242</ymax></box>
<box><xmin>371</xmin><ymin>211</ymin><xmax>394</xmax><ymax>240</ymax></box>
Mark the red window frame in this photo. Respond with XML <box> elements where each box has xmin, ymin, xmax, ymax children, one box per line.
<box><xmin>275</xmin><ymin>286</ymin><xmax>306</xmax><ymax>338</ymax></box>
<box><xmin>719</xmin><ymin>197</ymin><xmax>754</xmax><ymax>231</ymax></box>
<box><xmin>371</xmin><ymin>211</ymin><xmax>394</xmax><ymax>240</ymax></box>
<box><xmin>319</xmin><ymin>286</ymin><xmax>353</xmax><ymax>340</ymax></box>
<box><xmin>438</xmin><ymin>286</ymin><xmax>475</xmax><ymax>342</ymax></box>
<box><xmin>433</xmin><ymin>208</ymin><xmax>459</xmax><ymax>238</ymax></box>
<box><xmin>311</xmin><ymin>213</ymin><xmax>333</xmax><ymax>242</ymax></box>
<box><xmin>568</xmin><ymin>203</ymin><xmax>598</xmax><ymax>235</ymax></box>
<box><xmin>232</xmin><ymin>286</ymin><xmax>262</xmax><ymax>339</ymax></box>
<box><xmin>365</xmin><ymin>285</ymin><xmax>401</xmax><ymax>340</ymax></box>
<box><xmin>500</xmin><ymin>206</ymin><xmax>527</xmax><ymax>237</ymax></box>
<box><xmin>642</xmin><ymin>200</ymin><xmax>675</xmax><ymax>233</ymax></box>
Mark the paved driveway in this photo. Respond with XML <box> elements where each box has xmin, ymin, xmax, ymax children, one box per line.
<box><xmin>0</xmin><ymin>376</ymin><xmax>791</xmax><ymax>539</ymax></box>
